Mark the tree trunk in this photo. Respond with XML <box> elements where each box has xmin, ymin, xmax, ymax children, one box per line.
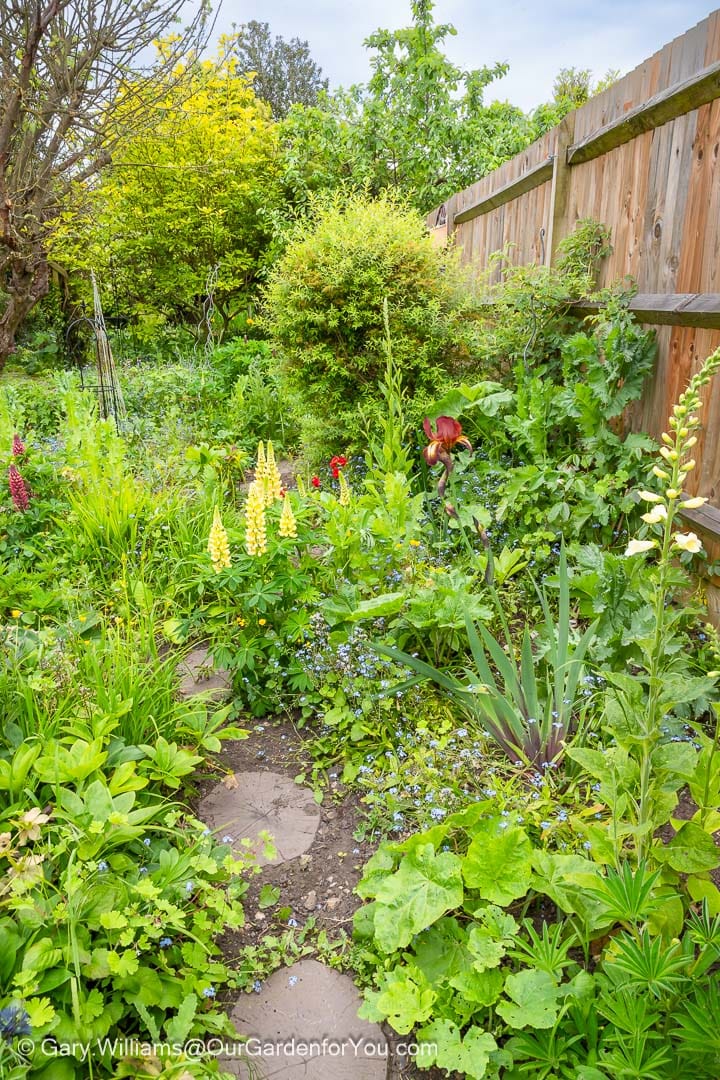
<box><xmin>0</xmin><ymin>255</ymin><xmax>50</xmax><ymax>372</ymax></box>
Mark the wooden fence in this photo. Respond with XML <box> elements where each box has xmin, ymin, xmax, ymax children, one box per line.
<box><xmin>428</xmin><ymin>10</ymin><xmax>720</xmax><ymax>575</ymax></box>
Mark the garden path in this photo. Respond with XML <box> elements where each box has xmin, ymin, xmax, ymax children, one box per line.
<box><xmin>185</xmin><ymin>661</ymin><xmax>408</xmax><ymax>1080</ymax></box>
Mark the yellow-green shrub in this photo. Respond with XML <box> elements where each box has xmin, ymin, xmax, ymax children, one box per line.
<box><xmin>263</xmin><ymin>191</ymin><xmax>479</xmax><ymax>455</ymax></box>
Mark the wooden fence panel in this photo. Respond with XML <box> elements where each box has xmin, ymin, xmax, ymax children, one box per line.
<box><xmin>429</xmin><ymin>9</ymin><xmax>720</xmax><ymax>563</ymax></box>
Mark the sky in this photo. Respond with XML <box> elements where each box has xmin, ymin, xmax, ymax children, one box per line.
<box><xmin>207</xmin><ymin>0</ymin><xmax>714</xmax><ymax>111</ymax></box>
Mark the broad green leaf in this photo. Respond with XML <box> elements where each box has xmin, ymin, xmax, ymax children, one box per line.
<box><xmin>467</xmin><ymin>927</ymin><xmax>506</xmax><ymax>971</ymax></box>
<box><xmin>0</xmin><ymin>926</ymin><xmax>22</xmax><ymax>982</ymax></box>
<box><xmin>162</xmin><ymin>617</ymin><xmax>187</xmax><ymax>644</ymax></box>
<box><xmin>373</xmin><ymin>844</ymin><xmax>464</xmax><ymax>952</ymax></box>
<box><xmin>462</xmin><ymin>823</ymin><xmax>533</xmax><ymax>905</ymax></box>
<box><xmin>658</xmin><ymin>674</ymin><xmax>718</xmax><ymax>711</ymax></box>
<box><xmin>655</xmin><ymin>822</ymin><xmax>720</xmax><ymax>873</ymax></box>
<box><xmin>413</xmin><ymin>918</ymin><xmax>467</xmax><ymax>983</ymax></box>
<box><xmin>99</xmin><ymin>911</ymin><xmax>128</xmax><ymax>931</ymax></box>
<box><xmin>647</xmin><ymin>892</ymin><xmax>684</xmax><ymax>939</ymax></box>
<box><xmin>391</xmin><ymin>824</ymin><xmax>451</xmax><ymax>855</ymax></box>
<box><xmin>347</xmin><ymin>592</ymin><xmax>405</xmax><ymax>621</ymax></box>
<box><xmin>80</xmin><ymin>881</ymin><xmax>129</xmax><ymax>928</ymax></box>
<box><xmin>353</xmin><ymin>902</ymin><xmax>377</xmax><ymax>941</ymax></box>
<box><xmin>79</xmin><ymin>989</ymin><xmax>105</xmax><ymax>1023</ymax></box>
<box><xmin>34</xmin><ymin>1058</ymin><xmax>77</xmax><ymax>1079</ymax></box>
<box><xmin>449</xmin><ymin>966</ymin><xmax>504</xmax><ymax>1006</ymax></box>
<box><xmin>466</xmin><ymin>905</ymin><xmax>517</xmax><ymax>970</ymax></box>
<box><xmin>651</xmin><ymin>743</ymin><xmax>699</xmax><ymax>781</ymax></box>
<box><xmin>107</xmin><ymin>949</ymin><xmax>139</xmax><ymax>977</ymax></box>
<box><xmin>84</xmin><ymin>779</ymin><xmax>115</xmax><ymax>823</ymax></box>
<box><xmin>446</xmin><ymin>800</ymin><xmax>493</xmax><ymax>830</ymax></box>
<box><xmin>258</xmin><ymin>884</ymin><xmax>281</xmax><ymax>909</ymax></box>
<box><xmin>165</xmin><ymin>993</ymin><xmax>197</xmax><ymax>1045</ymax></box>
<box><xmin>496</xmin><ymin>968</ymin><xmax>560</xmax><ymax>1029</ymax></box>
<box><xmin>361</xmin><ymin>967</ymin><xmax>435</xmax><ymax>1034</ymax></box>
<box><xmin>566</xmin><ymin>746</ymin><xmax>637</xmax><ymax>789</ymax></box>
<box><xmin>559</xmin><ymin>969</ymin><xmax>596</xmax><ymax>1004</ymax></box>
<box><xmin>24</xmin><ymin>996</ymin><xmax>56</xmax><ymax>1027</ymax></box>
<box><xmin>415</xmin><ymin>1019</ymin><xmax>497</xmax><ymax>1079</ymax></box>
<box><xmin>686</xmin><ymin>876</ymin><xmax>720</xmax><ymax>915</ymax></box>
<box><xmin>356</xmin><ymin>847</ymin><xmax>397</xmax><ymax>899</ymax></box>
<box><xmin>22</xmin><ymin>938</ymin><xmax>61</xmax><ymax>974</ymax></box>
<box><xmin>531</xmin><ymin>850</ymin><xmax>604</xmax><ymax>917</ymax></box>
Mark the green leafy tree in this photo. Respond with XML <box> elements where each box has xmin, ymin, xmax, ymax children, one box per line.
<box><xmin>52</xmin><ymin>48</ymin><xmax>281</xmax><ymax>339</ymax></box>
<box><xmin>334</xmin><ymin>0</ymin><xmax>534</xmax><ymax>211</ymax></box>
<box><xmin>233</xmin><ymin>20</ymin><xmax>329</xmax><ymax>119</ymax></box>
<box><xmin>276</xmin><ymin>103</ymin><xmax>356</xmax><ymax>222</ymax></box>
<box><xmin>532</xmin><ymin>66</ymin><xmax>620</xmax><ymax>136</ymax></box>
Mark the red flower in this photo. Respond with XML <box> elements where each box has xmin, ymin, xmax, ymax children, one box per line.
<box><xmin>11</xmin><ymin>433</ymin><xmax>26</xmax><ymax>457</ymax></box>
<box><xmin>311</xmin><ymin>476</ymin><xmax>321</xmax><ymax>488</ymax></box>
<box><xmin>329</xmin><ymin>455</ymin><xmax>347</xmax><ymax>480</ymax></box>
<box><xmin>422</xmin><ymin>416</ymin><xmax>472</xmax><ymax>466</ymax></box>
<box><xmin>8</xmin><ymin>465</ymin><xmax>29</xmax><ymax>511</ymax></box>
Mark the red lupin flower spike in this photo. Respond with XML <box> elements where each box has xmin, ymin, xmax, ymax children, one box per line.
<box><xmin>8</xmin><ymin>465</ymin><xmax>30</xmax><ymax>511</ymax></box>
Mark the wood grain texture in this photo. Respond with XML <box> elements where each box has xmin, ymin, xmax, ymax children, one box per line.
<box><xmin>566</xmin><ymin>58</ymin><xmax>720</xmax><ymax>165</ymax></box>
<box><xmin>572</xmin><ymin>294</ymin><xmax>720</xmax><ymax>328</ymax></box>
<box><xmin>453</xmin><ymin>158</ymin><xmax>553</xmax><ymax>223</ymax></box>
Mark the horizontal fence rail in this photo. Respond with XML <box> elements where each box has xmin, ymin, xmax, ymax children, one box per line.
<box><xmin>571</xmin><ymin>294</ymin><xmax>720</xmax><ymax>329</ymax></box>
<box><xmin>452</xmin><ymin>157</ymin><xmax>555</xmax><ymax>223</ymax></box>
<box><xmin>566</xmin><ymin>57</ymin><xmax>720</xmax><ymax>165</ymax></box>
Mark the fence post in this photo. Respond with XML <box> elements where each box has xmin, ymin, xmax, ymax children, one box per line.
<box><xmin>545</xmin><ymin>112</ymin><xmax>576</xmax><ymax>266</ymax></box>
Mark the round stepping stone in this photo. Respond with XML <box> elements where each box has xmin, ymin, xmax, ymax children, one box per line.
<box><xmin>198</xmin><ymin>771</ymin><xmax>320</xmax><ymax>865</ymax></box>
<box><xmin>220</xmin><ymin>959</ymin><xmax>388</xmax><ymax>1078</ymax></box>
<box><xmin>177</xmin><ymin>645</ymin><xmax>231</xmax><ymax>701</ymax></box>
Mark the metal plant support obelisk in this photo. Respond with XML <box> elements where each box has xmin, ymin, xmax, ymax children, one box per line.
<box><xmin>91</xmin><ymin>270</ymin><xmax>127</xmax><ymax>425</ymax></box>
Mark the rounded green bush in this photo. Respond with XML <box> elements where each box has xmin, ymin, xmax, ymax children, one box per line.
<box><xmin>263</xmin><ymin>191</ymin><xmax>478</xmax><ymax>455</ymax></box>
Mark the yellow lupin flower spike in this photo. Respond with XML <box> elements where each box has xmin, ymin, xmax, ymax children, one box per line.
<box><xmin>208</xmin><ymin>506</ymin><xmax>231</xmax><ymax>573</ymax></box>
<box><xmin>264</xmin><ymin>441</ymin><xmax>283</xmax><ymax>505</ymax></box>
<box><xmin>278</xmin><ymin>494</ymin><xmax>298</xmax><ymax>538</ymax></box>
<box><xmin>255</xmin><ymin>441</ymin><xmax>267</xmax><ymax>490</ymax></box>
<box><xmin>338</xmin><ymin>470</ymin><xmax>351</xmax><ymax>507</ymax></box>
<box><xmin>245</xmin><ymin>480</ymin><xmax>267</xmax><ymax>556</ymax></box>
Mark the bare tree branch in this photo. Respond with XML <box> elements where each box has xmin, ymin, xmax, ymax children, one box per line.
<box><xmin>0</xmin><ymin>0</ymin><xmax>215</xmax><ymax>367</ymax></box>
